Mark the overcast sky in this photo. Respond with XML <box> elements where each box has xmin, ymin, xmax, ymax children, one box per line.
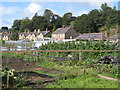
<box><xmin>0</xmin><ymin>0</ymin><xmax>119</xmax><ymax>28</ymax></box>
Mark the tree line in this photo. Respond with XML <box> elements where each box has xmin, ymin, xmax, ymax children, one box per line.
<box><xmin>1</xmin><ymin>3</ymin><xmax>120</xmax><ymax>40</ymax></box>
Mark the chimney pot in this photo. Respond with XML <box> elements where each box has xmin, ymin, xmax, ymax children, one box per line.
<box><xmin>38</xmin><ymin>29</ymin><xmax>40</xmax><ymax>33</ymax></box>
<box><xmin>62</xmin><ymin>25</ymin><xmax>65</xmax><ymax>28</ymax></box>
<box><xmin>34</xmin><ymin>29</ymin><xmax>36</xmax><ymax>32</ymax></box>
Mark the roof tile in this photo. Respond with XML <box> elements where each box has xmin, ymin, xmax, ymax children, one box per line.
<box><xmin>53</xmin><ymin>27</ymin><xmax>71</xmax><ymax>34</ymax></box>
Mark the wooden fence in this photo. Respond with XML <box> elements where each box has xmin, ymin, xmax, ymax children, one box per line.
<box><xmin>0</xmin><ymin>50</ymin><xmax>119</xmax><ymax>53</ymax></box>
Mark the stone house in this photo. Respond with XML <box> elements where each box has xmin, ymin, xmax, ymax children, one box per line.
<box><xmin>1</xmin><ymin>32</ymin><xmax>11</xmax><ymax>41</ymax></box>
<box><xmin>52</xmin><ymin>27</ymin><xmax>78</xmax><ymax>40</ymax></box>
<box><xmin>1</xmin><ymin>29</ymin><xmax>49</xmax><ymax>41</ymax></box>
<box><xmin>2</xmin><ymin>35</ymin><xmax>9</xmax><ymax>40</ymax></box>
<box><xmin>75</xmin><ymin>33</ymin><xmax>107</xmax><ymax>40</ymax></box>
<box><xmin>19</xmin><ymin>29</ymin><xmax>49</xmax><ymax>40</ymax></box>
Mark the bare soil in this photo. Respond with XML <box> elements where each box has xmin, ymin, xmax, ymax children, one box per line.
<box><xmin>2</xmin><ymin>57</ymin><xmax>40</xmax><ymax>71</ymax></box>
<box><xmin>2</xmin><ymin>57</ymin><xmax>64</xmax><ymax>88</ymax></box>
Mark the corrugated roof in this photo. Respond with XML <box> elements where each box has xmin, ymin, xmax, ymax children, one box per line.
<box><xmin>76</xmin><ymin>33</ymin><xmax>107</xmax><ymax>40</ymax></box>
<box><xmin>53</xmin><ymin>27</ymin><xmax>71</xmax><ymax>34</ymax></box>
<box><xmin>108</xmin><ymin>34</ymin><xmax>119</xmax><ymax>40</ymax></box>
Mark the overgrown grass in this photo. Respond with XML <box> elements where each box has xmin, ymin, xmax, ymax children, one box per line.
<box><xmin>46</xmin><ymin>74</ymin><xmax>119</xmax><ymax>88</ymax></box>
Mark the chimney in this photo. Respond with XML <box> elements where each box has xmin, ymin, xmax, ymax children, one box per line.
<box><xmin>27</xmin><ymin>30</ymin><xmax>30</xmax><ymax>34</ymax></box>
<box><xmin>24</xmin><ymin>29</ymin><xmax>27</xmax><ymax>33</ymax></box>
<box><xmin>38</xmin><ymin>29</ymin><xmax>40</xmax><ymax>33</ymax></box>
<box><xmin>46</xmin><ymin>28</ymin><xmax>48</xmax><ymax>31</ymax></box>
<box><xmin>62</xmin><ymin>25</ymin><xmax>65</xmax><ymax>28</ymax></box>
<box><xmin>34</xmin><ymin>29</ymin><xmax>36</xmax><ymax>33</ymax></box>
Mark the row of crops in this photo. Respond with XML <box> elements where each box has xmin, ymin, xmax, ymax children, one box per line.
<box><xmin>37</xmin><ymin>40</ymin><xmax>119</xmax><ymax>60</ymax></box>
<box><xmin>39</xmin><ymin>40</ymin><xmax>118</xmax><ymax>50</ymax></box>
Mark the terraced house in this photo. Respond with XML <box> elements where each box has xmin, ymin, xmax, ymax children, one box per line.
<box><xmin>19</xmin><ymin>29</ymin><xmax>50</xmax><ymax>40</ymax></box>
<box><xmin>1</xmin><ymin>32</ymin><xmax>11</xmax><ymax>41</ymax></box>
<box><xmin>1</xmin><ymin>29</ymin><xmax>49</xmax><ymax>41</ymax></box>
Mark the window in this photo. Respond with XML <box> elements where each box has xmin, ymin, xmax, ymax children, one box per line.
<box><xmin>91</xmin><ymin>36</ymin><xmax>96</xmax><ymax>38</ymax></box>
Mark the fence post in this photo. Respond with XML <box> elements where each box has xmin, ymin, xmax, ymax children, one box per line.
<box><xmin>79</xmin><ymin>52</ymin><xmax>82</xmax><ymax>61</ymax></box>
<box><xmin>8</xmin><ymin>46</ymin><xmax>10</xmax><ymax>51</ymax></box>
<box><xmin>7</xmin><ymin>72</ymin><xmax>9</xmax><ymax>88</ymax></box>
<box><xmin>52</xmin><ymin>52</ymin><xmax>54</xmax><ymax>60</ymax></box>
<box><xmin>36</xmin><ymin>51</ymin><xmax>38</xmax><ymax>62</ymax></box>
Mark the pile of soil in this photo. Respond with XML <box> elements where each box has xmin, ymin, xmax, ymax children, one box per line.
<box><xmin>98</xmin><ymin>55</ymin><xmax>119</xmax><ymax>64</ymax></box>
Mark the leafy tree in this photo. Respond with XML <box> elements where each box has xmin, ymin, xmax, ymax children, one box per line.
<box><xmin>89</xmin><ymin>9</ymin><xmax>103</xmax><ymax>30</ymax></box>
<box><xmin>100</xmin><ymin>3</ymin><xmax>118</xmax><ymax>27</ymax></box>
<box><xmin>43</xmin><ymin>9</ymin><xmax>53</xmax><ymax>23</ymax></box>
<box><xmin>74</xmin><ymin>14</ymin><xmax>96</xmax><ymax>33</ymax></box>
<box><xmin>43</xmin><ymin>9</ymin><xmax>54</xmax><ymax>30</ymax></box>
<box><xmin>73</xmin><ymin>3</ymin><xmax>119</xmax><ymax>33</ymax></box>
<box><xmin>51</xmin><ymin>14</ymin><xmax>62</xmax><ymax>29</ymax></box>
<box><xmin>118</xmin><ymin>10</ymin><xmax>120</xmax><ymax>25</ymax></box>
<box><xmin>1</xmin><ymin>27</ymin><xmax>8</xmax><ymax>31</ymax></box>
<box><xmin>10</xmin><ymin>30</ymin><xmax>19</xmax><ymax>40</ymax></box>
<box><xmin>10</xmin><ymin>3</ymin><xmax>119</xmax><ymax>37</ymax></box>
<box><xmin>62</xmin><ymin>12</ymin><xmax>73</xmax><ymax>26</ymax></box>
<box><xmin>12</xmin><ymin>20</ymin><xmax>22</xmax><ymax>31</ymax></box>
<box><xmin>30</xmin><ymin>13</ymin><xmax>46</xmax><ymax>31</ymax></box>
<box><xmin>10</xmin><ymin>20</ymin><xmax>22</xmax><ymax>40</ymax></box>
<box><xmin>19</xmin><ymin>17</ymin><xmax>30</xmax><ymax>32</ymax></box>
<box><xmin>52</xmin><ymin>25</ymin><xmax>56</xmax><ymax>33</ymax></box>
<box><xmin>70</xmin><ymin>21</ymin><xmax>75</xmax><ymax>28</ymax></box>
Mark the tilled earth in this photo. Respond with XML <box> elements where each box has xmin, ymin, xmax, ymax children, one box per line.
<box><xmin>2</xmin><ymin>57</ymin><xmax>65</xmax><ymax>88</ymax></box>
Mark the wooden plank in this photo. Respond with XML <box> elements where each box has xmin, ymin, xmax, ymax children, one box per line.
<box><xmin>0</xmin><ymin>50</ymin><xmax>119</xmax><ymax>53</ymax></box>
<box><xmin>97</xmin><ymin>74</ymin><xmax>120</xmax><ymax>82</ymax></box>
